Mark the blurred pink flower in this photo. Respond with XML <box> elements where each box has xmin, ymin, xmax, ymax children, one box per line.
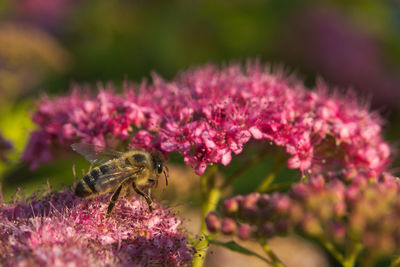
<box><xmin>23</xmin><ymin>62</ymin><xmax>391</xmax><ymax>177</ymax></box>
<box><xmin>281</xmin><ymin>6</ymin><xmax>400</xmax><ymax>108</ymax></box>
<box><xmin>0</xmin><ymin>188</ymin><xmax>193</xmax><ymax>266</ymax></box>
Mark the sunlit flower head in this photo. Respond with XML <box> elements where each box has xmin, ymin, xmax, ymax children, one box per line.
<box><xmin>0</xmin><ymin>187</ymin><xmax>193</xmax><ymax>266</ymax></box>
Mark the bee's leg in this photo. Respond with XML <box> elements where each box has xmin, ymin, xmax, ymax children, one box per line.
<box><xmin>124</xmin><ymin>185</ymin><xmax>133</xmax><ymax>197</ymax></box>
<box><xmin>89</xmin><ymin>164</ymin><xmax>93</xmax><ymax>172</ymax></box>
<box><xmin>107</xmin><ymin>184</ymin><xmax>123</xmax><ymax>215</ymax></box>
<box><xmin>163</xmin><ymin>165</ymin><xmax>169</xmax><ymax>186</ymax></box>
<box><xmin>132</xmin><ymin>182</ymin><xmax>153</xmax><ymax>212</ymax></box>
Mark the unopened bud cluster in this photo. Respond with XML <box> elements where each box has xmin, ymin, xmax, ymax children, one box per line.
<box><xmin>206</xmin><ymin>191</ymin><xmax>291</xmax><ymax>240</ymax></box>
<box><xmin>206</xmin><ymin>170</ymin><xmax>400</xmax><ymax>257</ymax></box>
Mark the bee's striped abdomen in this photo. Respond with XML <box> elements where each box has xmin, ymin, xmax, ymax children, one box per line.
<box><xmin>75</xmin><ymin>178</ymin><xmax>93</xmax><ymax>197</ymax></box>
<box><xmin>75</xmin><ymin>163</ymin><xmax>116</xmax><ymax>198</ymax></box>
<box><xmin>74</xmin><ymin>167</ymin><xmax>100</xmax><ymax>197</ymax></box>
<box><xmin>83</xmin><ymin>170</ymin><xmax>99</xmax><ymax>193</ymax></box>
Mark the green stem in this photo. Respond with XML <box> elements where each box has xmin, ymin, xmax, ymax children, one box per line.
<box><xmin>318</xmin><ymin>233</ymin><xmax>363</xmax><ymax>267</ymax></box>
<box><xmin>343</xmin><ymin>242</ymin><xmax>363</xmax><ymax>267</ymax></box>
<box><xmin>256</xmin><ymin>172</ymin><xmax>276</xmax><ymax>193</ymax></box>
<box><xmin>202</xmin><ymin>188</ymin><xmax>221</xmax><ymax>222</ymax></box>
<box><xmin>262</xmin><ymin>242</ymin><xmax>285</xmax><ymax>267</ymax></box>
<box><xmin>256</xmin><ymin>148</ymin><xmax>286</xmax><ymax>193</ymax></box>
<box><xmin>260</xmin><ymin>182</ymin><xmax>293</xmax><ymax>193</ymax></box>
<box><xmin>317</xmin><ymin>235</ymin><xmax>344</xmax><ymax>264</ymax></box>
<box><xmin>359</xmin><ymin>252</ymin><xmax>377</xmax><ymax>267</ymax></box>
<box><xmin>193</xmin><ymin>166</ymin><xmax>221</xmax><ymax>267</ymax></box>
<box><xmin>209</xmin><ymin>238</ymin><xmax>272</xmax><ymax>264</ymax></box>
<box><xmin>390</xmin><ymin>256</ymin><xmax>400</xmax><ymax>267</ymax></box>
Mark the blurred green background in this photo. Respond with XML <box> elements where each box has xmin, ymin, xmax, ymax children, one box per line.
<box><xmin>0</xmin><ymin>0</ymin><xmax>399</xmax><ymax>203</ymax></box>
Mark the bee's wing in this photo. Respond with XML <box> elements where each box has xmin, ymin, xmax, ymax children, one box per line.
<box><xmin>71</xmin><ymin>143</ymin><xmax>124</xmax><ymax>165</ymax></box>
<box><xmin>94</xmin><ymin>166</ymin><xmax>144</xmax><ymax>192</ymax></box>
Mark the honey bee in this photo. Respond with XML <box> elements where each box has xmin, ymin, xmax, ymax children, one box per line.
<box><xmin>72</xmin><ymin>143</ymin><xmax>168</xmax><ymax>215</ymax></box>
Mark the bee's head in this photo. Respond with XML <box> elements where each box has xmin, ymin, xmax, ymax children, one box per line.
<box><xmin>151</xmin><ymin>152</ymin><xmax>168</xmax><ymax>186</ymax></box>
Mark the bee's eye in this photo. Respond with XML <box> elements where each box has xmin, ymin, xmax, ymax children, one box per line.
<box><xmin>157</xmin><ymin>163</ymin><xmax>163</xmax><ymax>174</ymax></box>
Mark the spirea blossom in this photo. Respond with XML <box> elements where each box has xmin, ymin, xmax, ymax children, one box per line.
<box><xmin>0</xmin><ymin>187</ymin><xmax>193</xmax><ymax>266</ymax></box>
<box><xmin>23</xmin><ymin>62</ymin><xmax>391</xmax><ymax>176</ymax></box>
<box><xmin>206</xmin><ymin>170</ymin><xmax>400</xmax><ymax>258</ymax></box>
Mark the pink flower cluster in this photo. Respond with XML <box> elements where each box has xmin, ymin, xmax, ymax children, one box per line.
<box><xmin>23</xmin><ymin>62</ymin><xmax>391</xmax><ymax>176</ymax></box>
<box><xmin>0</xmin><ymin>187</ymin><xmax>193</xmax><ymax>266</ymax></box>
<box><xmin>206</xmin><ymin>170</ymin><xmax>400</xmax><ymax>258</ymax></box>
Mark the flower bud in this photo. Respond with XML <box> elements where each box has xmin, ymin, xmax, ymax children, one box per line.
<box><xmin>302</xmin><ymin>214</ymin><xmax>322</xmax><ymax>236</ymax></box>
<box><xmin>241</xmin><ymin>193</ymin><xmax>260</xmax><ymax>209</ymax></box>
<box><xmin>275</xmin><ymin>219</ymin><xmax>289</xmax><ymax>235</ymax></box>
<box><xmin>261</xmin><ymin>222</ymin><xmax>275</xmax><ymax>238</ymax></box>
<box><xmin>342</xmin><ymin>168</ymin><xmax>358</xmax><ymax>181</ymax></box>
<box><xmin>258</xmin><ymin>207</ymin><xmax>273</xmax><ymax>221</ymax></box>
<box><xmin>309</xmin><ymin>175</ymin><xmax>325</xmax><ymax>190</ymax></box>
<box><xmin>290</xmin><ymin>183</ymin><xmax>309</xmax><ymax>200</ymax></box>
<box><xmin>271</xmin><ymin>195</ymin><xmax>291</xmax><ymax>214</ymax></box>
<box><xmin>256</xmin><ymin>194</ymin><xmax>270</xmax><ymax>208</ymax></box>
<box><xmin>237</xmin><ymin>224</ymin><xmax>252</xmax><ymax>240</ymax></box>
<box><xmin>333</xmin><ymin>201</ymin><xmax>346</xmax><ymax>217</ymax></box>
<box><xmin>221</xmin><ymin>218</ymin><xmax>237</xmax><ymax>235</ymax></box>
<box><xmin>240</xmin><ymin>193</ymin><xmax>260</xmax><ymax>220</ymax></box>
<box><xmin>222</xmin><ymin>198</ymin><xmax>239</xmax><ymax>216</ymax></box>
<box><xmin>205</xmin><ymin>212</ymin><xmax>221</xmax><ymax>233</ymax></box>
<box><xmin>330</xmin><ymin>222</ymin><xmax>346</xmax><ymax>243</ymax></box>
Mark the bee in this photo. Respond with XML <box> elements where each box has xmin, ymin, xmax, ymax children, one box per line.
<box><xmin>71</xmin><ymin>143</ymin><xmax>168</xmax><ymax>215</ymax></box>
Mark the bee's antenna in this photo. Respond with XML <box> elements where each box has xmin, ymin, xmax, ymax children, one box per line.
<box><xmin>163</xmin><ymin>165</ymin><xmax>169</xmax><ymax>186</ymax></box>
<box><xmin>72</xmin><ymin>164</ymin><xmax>77</xmax><ymax>179</ymax></box>
<box><xmin>46</xmin><ymin>179</ymin><xmax>51</xmax><ymax>190</ymax></box>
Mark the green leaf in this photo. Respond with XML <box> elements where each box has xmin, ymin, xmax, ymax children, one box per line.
<box><xmin>208</xmin><ymin>238</ymin><xmax>272</xmax><ymax>264</ymax></box>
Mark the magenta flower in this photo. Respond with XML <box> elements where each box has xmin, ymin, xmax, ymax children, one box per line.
<box><xmin>206</xmin><ymin>170</ymin><xmax>400</xmax><ymax>259</ymax></box>
<box><xmin>23</xmin><ymin>62</ymin><xmax>391</xmax><ymax>180</ymax></box>
<box><xmin>0</xmin><ymin>187</ymin><xmax>193</xmax><ymax>266</ymax></box>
